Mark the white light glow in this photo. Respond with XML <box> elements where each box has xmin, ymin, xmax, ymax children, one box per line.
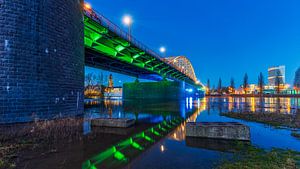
<box><xmin>159</xmin><ymin>46</ymin><xmax>166</xmax><ymax>53</ymax></box>
<box><xmin>122</xmin><ymin>15</ymin><xmax>133</xmax><ymax>26</ymax></box>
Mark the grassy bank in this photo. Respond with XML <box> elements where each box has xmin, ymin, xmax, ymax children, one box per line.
<box><xmin>0</xmin><ymin>118</ymin><xmax>83</xmax><ymax>169</ymax></box>
<box><xmin>218</xmin><ymin>143</ymin><xmax>300</xmax><ymax>169</ymax></box>
<box><xmin>221</xmin><ymin>112</ymin><xmax>300</xmax><ymax>128</ymax></box>
<box><xmin>292</xmin><ymin>132</ymin><xmax>300</xmax><ymax>139</ymax></box>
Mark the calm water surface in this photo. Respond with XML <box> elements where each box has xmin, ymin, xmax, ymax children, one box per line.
<box><xmin>83</xmin><ymin>97</ymin><xmax>300</xmax><ymax>169</ymax></box>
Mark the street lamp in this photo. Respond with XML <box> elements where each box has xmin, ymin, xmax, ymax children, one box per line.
<box><xmin>122</xmin><ymin>15</ymin><xmax>133</xmax><ymax>41</ymax></box>
<box><xmin>159</xmin><ymin>46</ymin><xmax>166</xmax><ymax>57</ymax></box>
<box><xmin>83</xmin><ymin>2</ymin><xmax>92</xmax><ymax>11</ymax></box>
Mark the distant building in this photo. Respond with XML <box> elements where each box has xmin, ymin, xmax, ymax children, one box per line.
<box><xmin>248</xmin><ymin>84</ymin><xmax>259</xmax><ymax>94</ymax></box>
<box><xmin>104</xmin><ymin>87</ymin><xmax>122</xmax><ymax>98</ymax></box>
<box><xmin>268</xmin><ymin>65</ymin><xmax>285</xmax><ymax>86</ymax></box>
<box><xmin>294</xmin><ymin>67</ymin><xmax>300</xmax><ymax>89</ymax></box>
<box><xmin>104</xmin><ymin>74</ymin><xmax>122</xmax><ymax>98</ymax></box>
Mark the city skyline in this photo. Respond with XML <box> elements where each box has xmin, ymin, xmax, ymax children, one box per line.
<box><xmin>87</xmin><ymin>0</ymin><xmax>300</xmax><ymax>86</ymax></box>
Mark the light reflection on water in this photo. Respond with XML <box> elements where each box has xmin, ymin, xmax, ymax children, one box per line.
<box><xmin>83</xmin><ymin>97</ymin><xmax>300</xmax><ymax>169</ymax></box>
<box><xmin>218</xmin><ymin>97</ymin><xmax>300</xmax><ymax>114</ymax></box>
<box><xmin>122</xmin><ymin>97</ymin><xmax>300</xmax><ymax>169</ymax></box>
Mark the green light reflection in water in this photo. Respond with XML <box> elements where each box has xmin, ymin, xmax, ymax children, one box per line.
<box><xmin>82</xmin><ymin>117</ymin><xmax>183</xmax><ymax>169</ymax></box>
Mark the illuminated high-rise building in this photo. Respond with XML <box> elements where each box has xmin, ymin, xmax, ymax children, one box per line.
<box><xmin>294</xmin><ymin>67</ymin><xmax>300</xmax><ymax>89</ymax></box>
<box><xmin>268</xmin><ymin>65</ymin><xmax>285</xmax><ymax>86</ymax></box>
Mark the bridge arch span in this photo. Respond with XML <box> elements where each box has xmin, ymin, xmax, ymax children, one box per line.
<box><xmin>163</xmin><ymin>56</ymin><xmax>198</xmax><ymax>83</ymax></box>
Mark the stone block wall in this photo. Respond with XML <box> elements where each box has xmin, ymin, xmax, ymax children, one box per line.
<box><xmin>0</xmin><ymin>0</ymin><xmax>84</xmax><ymax>123</ymax></box>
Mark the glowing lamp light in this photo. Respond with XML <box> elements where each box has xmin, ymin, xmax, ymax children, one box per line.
<box><xmin>122</xmin><ymin>15</ymin><xmax>133</xmax><ymax>26</ymax></box>
<box><xmin>160</xmin><ymin>145</ymin><xmax>165</xmax><ymax>152</ymax></box>
<box><xmin>84</xmin><ymin>3</ymin><xmax>92</xmax><ymax>10</ymax></box>
<box><xmin>159</xmin><ymin>46</ymin><xmax>166</xmax><ymax>53</ymax></box>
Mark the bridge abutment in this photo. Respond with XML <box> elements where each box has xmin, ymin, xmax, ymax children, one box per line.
<box><xmin>123</xmin><ymin>81</ymin><xmax>186</xmax><ymax>100</ymax></box>
<box><xmin>0</xmin><ymin>0</ymin><xmax>85</xmax><ymax>123</ymax></box>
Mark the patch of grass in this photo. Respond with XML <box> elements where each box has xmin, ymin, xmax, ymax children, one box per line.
<box><xmin>221</xmin><ymin>112</ymin><xmax>299</xmax><ymax>128</ymax></box>
<box><xmin>218</xmin><ymin>143</ymin><xmax>300</xmax><ymax>169</ymax></box>
<box><xmin>291</xmin><ymin>132</ymin><xmax>300</xmax><ymax>139</ymax></box>
<box><xmin>0</xmin><ymin>158</ymin><xmax>15</xmax><ymax>169</ymax></box>
<box><xmin>0</xmin><ymin>118</ymin><xmax>84</xmax><ymax>168</ymax></box>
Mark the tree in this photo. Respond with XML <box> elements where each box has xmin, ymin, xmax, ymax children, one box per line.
<box><xmin>207</xmin><ymin>79</ymin><xmax>211</xmax><ymax>95</ymax></box>
<box><xmin>97</xmin><ymin>72</ymin><xmax>104</xmax><ymax>86</ymax></box>
<box><xmin>230</xmin><ymin>77</ymin><xmax>235</xmax><ymax>93</ymax></box>
<box><xmin>217</xmin><ymin>78</ymin><xmax>222</xmax><ymax>94</ymax></box>
<box><xmin>85</xmin><ymin>73</ymin><xmax>94</xmax><ymax>87</ymax></box>
<box><xmin>243</xmin><ymin>73</ymin><xmax>248</xmax><ymax>94</ymax></box>
<box><xmin>96</xmin><ymin>72</ymin><xmax>105</xmax><ymax>95</ymax></box>
<box><xmin>258</xmin><ymin>72</ymin><xmax>264</xmax><ymax>95</ymax></box>
<box><xmin>212</xmin><ymin>85</ymin><xmax>216</xmax><ymax>93</ymax></box>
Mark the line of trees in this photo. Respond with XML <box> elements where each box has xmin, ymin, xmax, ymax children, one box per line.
<box><xmin>85</xmin><ymin>72</ymin><xmax>108</xmax><ymax>87</ymax></box>
<box><xmin>206</xmin><ymin>67</ymin><xmax>300</xmax><ymax>95</ymax></box>
<box><xmin>206</xmin><ymin>72</ymin><xmax>265</xmax><ymax>95</ymax></box>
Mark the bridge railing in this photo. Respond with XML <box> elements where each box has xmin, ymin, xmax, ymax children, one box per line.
<box><xmin>84</xmin><ymin>9</ymin><xmax>163</xmax><ymax>60</ymax></box>
<box><xmin>84</xmin><ymin>7</ymin><xmax>195</xmax><ymax>83</ymax></box>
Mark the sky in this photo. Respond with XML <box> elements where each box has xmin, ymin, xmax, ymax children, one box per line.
<box><xmin>86</xmin><ymin>0</ymin><xmax>300</xmax><ymax>87</ymax></box>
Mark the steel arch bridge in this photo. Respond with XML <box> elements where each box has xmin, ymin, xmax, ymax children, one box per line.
<box><xmin>163</xmin><ymin>56</ymin><xmax>197</xmax><ymax>83</ymax></box>
<box><xmin>83</xmin><ymin>7</ymin><xmax>202</xmax><ymax>87</ymax></box>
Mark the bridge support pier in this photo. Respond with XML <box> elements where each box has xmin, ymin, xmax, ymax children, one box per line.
<box><xmin>123</xmin><ymin>81</ymin><xmax>185</xmax><ymax>100</ymax></box>
<box><xmin>0</xmin><ymin>0</ymin><xmax>85</xmax><ymax>123</ymax></box>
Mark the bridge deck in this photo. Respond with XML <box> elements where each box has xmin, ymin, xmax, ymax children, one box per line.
<box><xmin>83</xmin><ymin>9</ymin><xmax>196</xmax><ymax>85</ymax></box>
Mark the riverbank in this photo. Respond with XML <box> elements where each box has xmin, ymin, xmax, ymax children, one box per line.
<box><xmin>221</xmin><ymin>112</ymin><xmax>300</xmax><ymax>128</ymax></box>
<box><xmin>218</xmin><ymin>143</ymin><xmax>300</xmax><ymax>169</ymax></box>
<box><xmin>206</xmin><ymin>94</ymin><xmax>300</xmax><ymax>98</ymax></box>
<box><xmin>0</xmin><ymin>118</ymin><xmax>154</xmax><ymax>169</ymax></box>
<box><xmin>0</xmin><ymin>118</ymin><xmax>84</xmax><ymax>169</ymax></box>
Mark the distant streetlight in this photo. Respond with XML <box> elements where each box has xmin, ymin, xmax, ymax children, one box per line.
<box><xmin>159</xmin><ymin>46</ymin><xmax>166</xmax><ymax>57</ymax></box>
<box><xmin>160</xmin><ymin>145</ymin><xmax>165</xmax><ymax>152</ymax></box>
<box><xmin>122</xmin><ymin>15</ymin><xmax>133</xmax><ymax>41</ymax></box>
<box><xmin>84</xmin><ymin>2</ymin><xmax>92</xmax><ymax>11</ymax></box>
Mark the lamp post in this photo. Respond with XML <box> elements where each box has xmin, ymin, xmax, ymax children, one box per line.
<box><xmin>122</xmin><ymin>15</ymin><xmax>133</xmax><ymax>41</ymax></box>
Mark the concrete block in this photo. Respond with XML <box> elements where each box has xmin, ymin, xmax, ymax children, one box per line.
<box><xmin>186</xmin><ymin>122</ymin><xmax>250</xmax><ymax>141</ymax></box>
<box><xmin>92</xmin><ymin>118</ymin><xmax>135</xmax><ymax>128</ymax></box>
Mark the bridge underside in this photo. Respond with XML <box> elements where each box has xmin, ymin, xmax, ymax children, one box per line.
<box><xmin>85</xmin><ymin>48</ymin><xmax>163</xmax><ymax>81</ymax></box>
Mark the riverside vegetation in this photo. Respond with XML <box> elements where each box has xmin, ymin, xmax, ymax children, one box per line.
<box><xmin>218</xmin><ymin>142</ymin><xmax>300</xmax><ymax>169</ymax></box>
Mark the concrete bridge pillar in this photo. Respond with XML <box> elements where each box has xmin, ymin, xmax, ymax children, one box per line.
<box><xmin>0</xmin><ymin>0</ymin><xmax>84</xmax><ymax>123</ymax></box>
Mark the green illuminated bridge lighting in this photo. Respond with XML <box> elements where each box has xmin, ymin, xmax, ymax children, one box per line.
<box><xmin>83</xmin><ymin>7</ymin><xmax>204</xmax><ymax>88</ymax></box>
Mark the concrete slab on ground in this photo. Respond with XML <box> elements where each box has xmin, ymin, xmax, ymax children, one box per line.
<box><xmin>186</xmin><ymin>122</ymin><xmax>250</xmax><ymax>141</ymax></box>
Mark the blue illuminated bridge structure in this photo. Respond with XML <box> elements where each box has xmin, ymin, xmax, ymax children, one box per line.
<box><xmin>84</xmin><ymin>7</ymin><xmax>203</xmax><ymax>88</ymax></box>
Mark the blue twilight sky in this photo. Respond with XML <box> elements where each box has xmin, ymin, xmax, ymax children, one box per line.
<box><xmin>86</xmin><ymin>0</ymin><xmax>300</xmax><ymax>87</ymax></box>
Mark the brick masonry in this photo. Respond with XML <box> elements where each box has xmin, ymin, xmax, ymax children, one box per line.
<box><xmin>0</xmin><ymin>0</ymin><xmax>84</xmax><ymax>123</ymax></box>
